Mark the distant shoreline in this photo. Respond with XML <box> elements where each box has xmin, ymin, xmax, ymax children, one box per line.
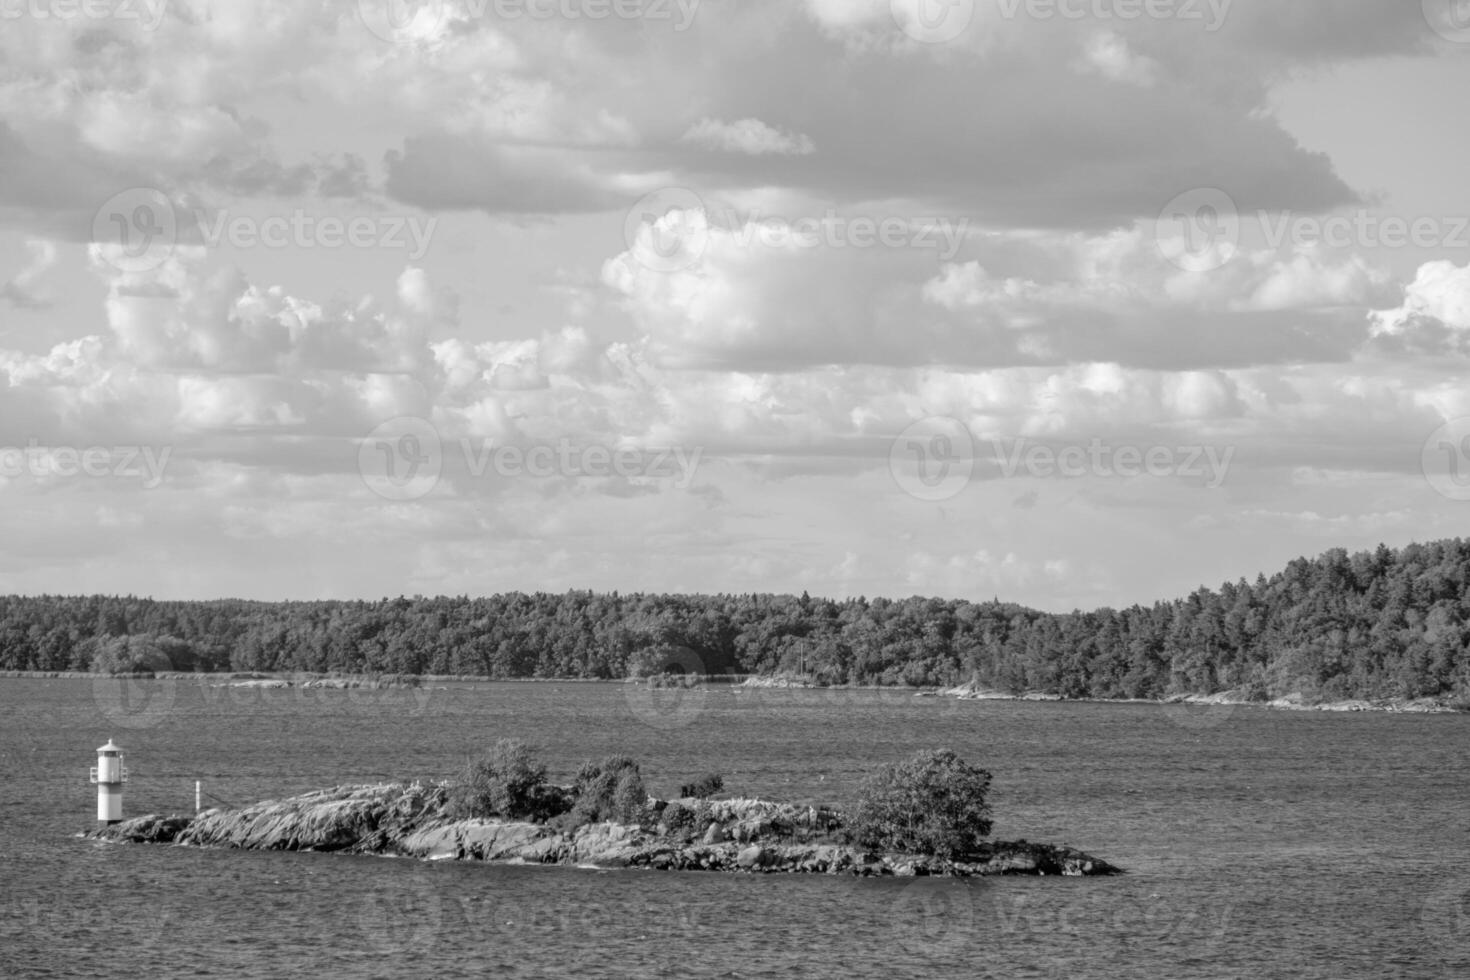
<box><xmin>0</xmin><ymin>670</ymin><xmax>607</xmax><ymax>684</ymax></box>
<box><xmin>935</xmin><ymin>681</ymin><xmax>1466</xmax><ymax>715</ymax></box>
<box><xmin>8</xmin><ymin>668</ymin><xmax>1466</xmax><ymax>714</ymax></box>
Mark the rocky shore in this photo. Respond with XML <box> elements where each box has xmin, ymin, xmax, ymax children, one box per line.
<box><xmin>940</xmin><ymin>681</ymin><xmax>1464</xmax><ymax>714</ymax></box>
<box><xmin>87</xmin><ymin>782</ymin><xmax>1121</xmax><ymax>877</ymax></box>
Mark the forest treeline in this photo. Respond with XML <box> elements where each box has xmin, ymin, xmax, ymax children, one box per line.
<box><xmin>3</xmin><ymin>539</ymin><xmax>1470</xmax><ymax>703</ymax></box>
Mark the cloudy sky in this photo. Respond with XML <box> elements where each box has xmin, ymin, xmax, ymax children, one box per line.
<box><xmin>2</xmin><ymin>0</ymin><xmax>1469</xmax><ymax>610</ymax></box>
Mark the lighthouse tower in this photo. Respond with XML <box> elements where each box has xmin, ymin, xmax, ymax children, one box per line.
<box><xmin>89</xmin><ymin>739</ymin><xmax>128</xmax><ymax>825</ymax></box>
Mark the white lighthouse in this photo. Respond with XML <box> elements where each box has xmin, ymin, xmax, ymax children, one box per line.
<box><xmin>89</xmin><ymin>739</ymin><xmax>128</xmax><ymax>824</ymax></box>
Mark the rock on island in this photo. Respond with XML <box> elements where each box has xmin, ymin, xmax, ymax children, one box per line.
<box><xmin>89</xmin><ymin>782</ymin><xmax>1121</xmax><ymax>877</ymax></box>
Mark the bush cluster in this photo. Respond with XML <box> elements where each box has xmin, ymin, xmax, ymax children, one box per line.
<box><xmin>567</xmin><ymin>755</ymin><xmax>649</xmax><ymax>826</ymax></box>
<box><xmin>658</xmin><ymin>798</ymin><xmax>715</xmax><ymax>842</ymax></box>
<box><xmin>845</xmin><ymin>749</ymin><xmax>993</xmax><ymax>860</ymax></box>
<box><xmin>679</xmin><ymin>773</ymin><xmax>724</xmax><ymax>799</ymax></box>
<box><xmin>445</xmin><ymin>739</ymin><xmax>562</xmax><ymax>822</ymax></box>
<box><xmin>445</xmin><ymin>743</ymin><xmax>994</xmax><ymax>860</ymax></box>
<box><xmin>448</xmin><ymin>742</ymin><xmax>659</xmax><ymax>828</ymax></box>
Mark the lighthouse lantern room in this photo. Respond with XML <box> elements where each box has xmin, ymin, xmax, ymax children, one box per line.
<box><xmin>89</xmin><ymin>739</ymin><xmax>128</xmax><ymax>824</ymax></box>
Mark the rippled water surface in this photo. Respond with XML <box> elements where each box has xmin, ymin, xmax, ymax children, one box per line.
<box><xmin>2</xmin><ymin>677</ymin><xmax>1469</xmax><ymax>979</ymax></box>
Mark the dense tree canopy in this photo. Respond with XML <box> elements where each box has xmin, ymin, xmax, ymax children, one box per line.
<box><xmin>3</xmin><ymin>540</ymin><xmax>1470</xmax><ymax>703</ymax></box>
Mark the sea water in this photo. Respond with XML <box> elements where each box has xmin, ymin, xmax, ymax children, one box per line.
<box><xmin>1</xmin><ymin>678</ymin><xmax>1467</xmax><ymax>979</ymax></box>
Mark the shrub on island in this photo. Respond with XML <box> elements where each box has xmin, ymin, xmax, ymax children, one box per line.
<box><xmin>566</xmin><ymin>755</ymin><xmax>650</xmax><ymax>827</ymax></box>
<box><xmin>845</xmin><ymin>749</ymin><xmax>994</xmax><ymax>860</ymax></box>
<box><xmin>658</xmin><ymin>798</ymin><xmax>715</xmax><ymax>842</ymax></box>
<box><xmin>447</xmin><ymin>743</ymin><xmax>658</xmax><ymax>829</ymax></box>
<box><xmin>679</xmin><ymin>773</ymin><xmax>724</xmax><ymax>799</ymax></box>
<box><xmin>446</xmin><ymin>738</ymin><xmax>565</xmax><ymax>822</ymax></box>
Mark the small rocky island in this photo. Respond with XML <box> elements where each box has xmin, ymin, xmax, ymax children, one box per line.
<box><xmin>88</xmin><ymin>746</ymin><xmax>1121</xmax><ymax>878</ymax></box>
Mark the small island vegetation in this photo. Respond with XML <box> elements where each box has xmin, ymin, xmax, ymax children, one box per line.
<box><xmin>441</xmin><ymin>741</ymin><xmax>994</xmax><ymax>860</ymax></box>
<box><xmin>847</xmin><ymin>749</ymin><xmax>994</xmax><ymax>859</ymax></box>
